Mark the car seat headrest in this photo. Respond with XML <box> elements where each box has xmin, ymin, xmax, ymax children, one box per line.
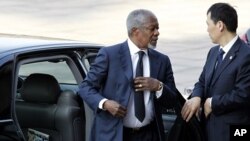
<box><xmin>20</xmin><ymin>73</ymin><xmax>60</xmax><ymax>104</ymax></box>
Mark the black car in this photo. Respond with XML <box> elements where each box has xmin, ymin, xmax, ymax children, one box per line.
<box><xmin>0</xmin><ymin>34</ymin><xmax>102</xmax><ymax>141</ymax></box>
<box><xmin>0</xmin><ymin>34</ymin><xmax>202</xmax><ymax>141</ymax></box>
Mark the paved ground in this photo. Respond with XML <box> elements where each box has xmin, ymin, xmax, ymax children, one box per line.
<box><xmin>0</xmin><ymin>0</ymin><xmax>249</xmax><ymax>95</ymax></box>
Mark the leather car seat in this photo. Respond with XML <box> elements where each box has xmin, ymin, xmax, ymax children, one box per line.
<box><xmin>16</xmin><ymin>73</ymin><xmax>85</xmax><ymax>141</ymax></box>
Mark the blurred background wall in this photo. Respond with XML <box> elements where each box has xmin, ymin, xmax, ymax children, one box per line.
<box><xmin>0</xmin><ymin>0</ymin><xmax>249</xmax><ymax>94</ymax></box>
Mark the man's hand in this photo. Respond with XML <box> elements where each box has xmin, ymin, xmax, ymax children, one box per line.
<box><xmin>204</xmin><ymin>98</ymin><xmax>212</xmax><ymax>118</ymax></box>
<box><xmin>103</xmin><ymin>100</ymin><xmax>127</xmax><ymax>118</ymax></box>
<box><xmin>134</xmin><ymin>77</ymin><xmax>161</xmax><ymax>91</ymax></box>
<box><xmin>181</xmin><ymin>97</ymin><xmax>201</xmax><ymax>122</ymax></box>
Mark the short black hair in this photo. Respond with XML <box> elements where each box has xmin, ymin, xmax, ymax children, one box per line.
<box><xmin>207</xmin><ymin>3</ymin><xmax>238</xmax><ymax>33</ymax></box>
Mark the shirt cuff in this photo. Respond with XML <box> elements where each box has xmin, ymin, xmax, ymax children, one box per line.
<box><xmin>209</xmin><ymin>97</ymin><xmax>212</xmax><ymax>108</ymax></box>
<box><xmin>155</xmin><ymin>85</ymin><xmax>163</xmax><ymax>98</ymax></box>
<box><xmin>98</xmin><ymin>98</ymin><xmax>108</xmax><ymax>110</ymax></box>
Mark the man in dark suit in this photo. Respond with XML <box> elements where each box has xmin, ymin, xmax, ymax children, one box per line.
<box><xmin>181</xmin><ymin>3</ymin><xmax>250</xmax><ymax>141</ymax></box>
<box><xmin>79</xmin><ymin>9</ymin><xmax>177</xmax><ymax>141</ymax></box>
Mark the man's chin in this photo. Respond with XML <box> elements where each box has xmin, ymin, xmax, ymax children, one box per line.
<box><xmin>148</xmin><ymin>44</ymin><xmax>157</xmax><ymax>49</ymax></box>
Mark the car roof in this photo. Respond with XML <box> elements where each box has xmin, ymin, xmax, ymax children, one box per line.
<box><xmin>0</xmin><ymin>34</ymin><xmax>103</xmax><ymax>56</ymax></box>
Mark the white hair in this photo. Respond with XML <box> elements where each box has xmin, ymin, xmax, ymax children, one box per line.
<box><xmin>126</xmin><ymin>9</ymin><xmax>155</xmax><ymax>36</ymax></box>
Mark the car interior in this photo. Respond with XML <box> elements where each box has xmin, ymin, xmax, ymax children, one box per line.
<box><xmin>13</xmin><ymin>56</ymin><xmax>88</xmax><ymax>141</ymax></box>
<box><xmin>15</xmin><ymin>73</ymin><xmax>85</xmax><ymax>141</ymax></box>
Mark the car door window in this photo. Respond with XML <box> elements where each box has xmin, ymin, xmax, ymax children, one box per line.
<box><xmin>82</xmin><ymin>51</ymin><xmax>99</xmax><ymax>71</ymax></box>
<box><xmin>19</xmin><ymin>61</ymin><xmax>76</xmax><ymax>84</ymax></box>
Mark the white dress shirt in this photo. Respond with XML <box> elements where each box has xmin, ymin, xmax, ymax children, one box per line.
<box><xmin>219</xmin><ymin>35</ymin><xmax>238</xmax><ymax>59</ymax></box>
<box><xmin>123</xmin><ymin>38</ymin><xmax>162</xmax><ymax>128</ymax></box>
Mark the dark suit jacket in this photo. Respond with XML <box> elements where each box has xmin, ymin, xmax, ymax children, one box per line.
<box><xmin>79</xmin><ymin>41</ymin><xmax>177</xmax><ymax>141</ymax></box>
<box><xmin>167</xmin><ymin>90</ymin><xmax>205</xmax><ymax>141</ymax></box>
<box><xmin>192</xmin><ymin>38</ymin><xmax>250</xmax><ymax>141</ymax></box>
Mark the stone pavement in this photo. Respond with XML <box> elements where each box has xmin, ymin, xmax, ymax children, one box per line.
<box><xmin>0</xmin><ymin>0</ymin><xmax>249</xmax><ymax>95</ymax></box>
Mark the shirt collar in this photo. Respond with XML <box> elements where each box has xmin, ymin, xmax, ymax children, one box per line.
<box><xmin>220</xmin><ymin>35</ymin><xmax>238</xmax><ymax>54</ymax></box>
<box><xmin>127</xmin><ymin>38</ymin><xmax>148</xmax><ymax>56</ymax></box>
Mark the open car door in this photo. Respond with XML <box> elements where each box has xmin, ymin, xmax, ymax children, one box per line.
<box><xmin>167</xmin><ymin>90</ymin><xmax>205</xmax><ymax>141</ymax></box>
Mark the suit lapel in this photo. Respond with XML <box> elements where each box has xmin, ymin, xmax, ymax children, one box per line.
<box><xmin>120</xmin><ymin>45</ymin><xmax>161</xmax><ymax>81</ymax></box>
<box><xmin>148</xmin><ymin>49</ymin><xmax>161</xmax><ymax>79</ymax></box>
<box><xmin>119</xmin><ymin>41</ymin><xmax>133</xmax><ymax>82</ymax></box>
<box><xmin>148</xmin><ymin>49</ymin><xmax>160</xmax><ymax>100</ymax></box>
<box><xmin>210</xmin><ymin>38</ymin><xmax>241</xmax><ymax>86</ymax></box>
<box><xmin>206</xmin><ymin>48</ymin><xmax>218</xmax><ymax>86</ymax></box>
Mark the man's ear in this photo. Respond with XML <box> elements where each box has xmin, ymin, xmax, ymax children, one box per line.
<box><xmin>217</xmin><ymin>21</ymin><xmax>225</xmax><ymax>32</ymax></box>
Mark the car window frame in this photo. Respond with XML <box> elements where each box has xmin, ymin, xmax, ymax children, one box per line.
<box><xmin>10</xmin><ymin>46</ymin><xmax>101</xmax><ymax>141</ymax></box>
<box><xmin>16</xmin><ymin>53</ymin><xmax>81</xmax><ymax>82</ymax></box>
<box><xmin>11</xmin><ymin>53</ymin><xmax>81</xmax><ymax>140</ymax></box>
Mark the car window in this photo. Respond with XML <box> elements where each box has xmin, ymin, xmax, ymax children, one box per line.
<box><xmin>19</xmin><ymin>61</ymin><xmax>76</xmax><ymax>84</ymax></box>
<box><xmin>82</xmin><ymin>51</ymin><xmax>98</xmax><ymax>71</ymax></box>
